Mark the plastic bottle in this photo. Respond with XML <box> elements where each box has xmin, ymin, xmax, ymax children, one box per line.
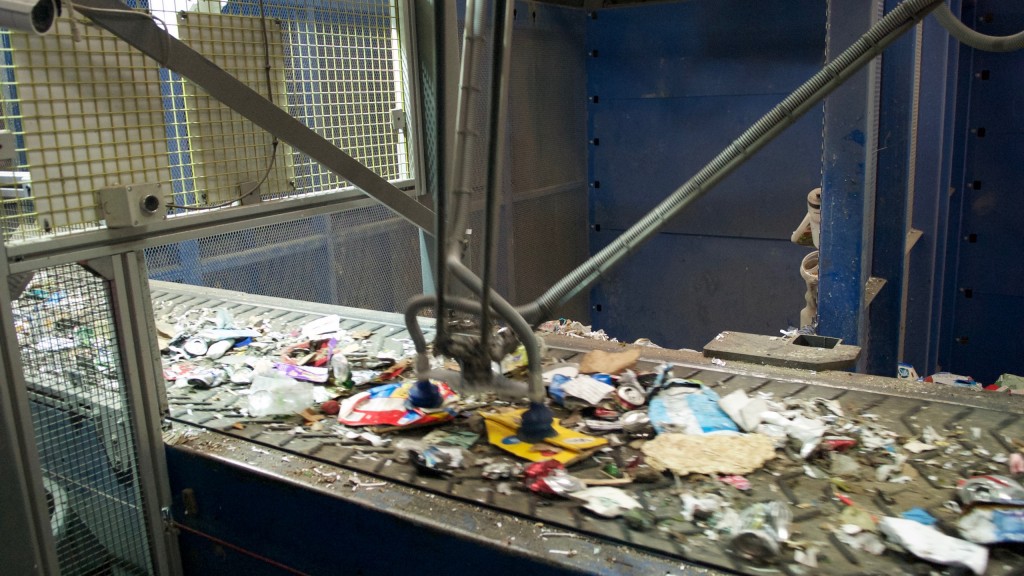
<box><xmin>330</xmin><ymin>352</ymin><xmax>351</xmax><ymax>388</ymax></box>
<box><xmin>247</xmin><ymin>360</ymin><xmax>314</xmax><ymax>416</ymax></box>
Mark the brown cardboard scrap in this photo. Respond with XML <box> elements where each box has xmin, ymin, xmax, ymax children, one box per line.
<box><xmin>578</xmin><ymin>348</ymin><xmax>641</xmax><ymax>374</ymax></box>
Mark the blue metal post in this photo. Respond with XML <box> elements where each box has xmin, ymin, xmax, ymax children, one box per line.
<box><xmin>818</xmin><ymin>1</ymin><xmax>883</xmax><ymax>352</ymax></box>
<box><xmin>902</xmin><ymin>1</ymin><xmax>962</xmax><ymax>375</ymax></box>
<box><xmin>864</xmin><ymin>0</ymin><xmax>919</xmax><ymax>375</ymax></box>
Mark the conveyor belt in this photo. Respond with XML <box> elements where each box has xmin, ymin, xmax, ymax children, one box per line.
<box><xmin>152</xmin><ymin>281</ymin><xmax>1024</xmax><ymax>576</ymax></box>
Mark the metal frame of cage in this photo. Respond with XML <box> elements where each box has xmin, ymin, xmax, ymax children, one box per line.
<box><xmin>2</xmin><ymin>0</ymin><xmax>430</xmax><ymax>262</ymax></box>
<box><xmin>0</xmin><ymin>1</ymin><xmax>432</xmax><ymax>574</ymax></box>
<box><xmin>1</xmin><ymin>247</ymin><xmax>181</xmax><ymax>575</ymax></box>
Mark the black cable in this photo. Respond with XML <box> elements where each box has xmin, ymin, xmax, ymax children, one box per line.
<box><xmin>167</xmin><ymin>0</ymin><xmax>279</xmax><ymax>210</ymax></box>
<box><xmin>166</xmin><ymin>141</ymin><xmax>279</xmax><ymax>210</ymax></box>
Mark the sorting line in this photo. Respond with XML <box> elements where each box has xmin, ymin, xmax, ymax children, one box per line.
<box><xmin>151</xmin><ymin>282</ymin><xmax>1024</xmax><ymax>575</ymax></box>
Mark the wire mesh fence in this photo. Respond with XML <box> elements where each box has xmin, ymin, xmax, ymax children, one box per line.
<box><xmin>146</xmin><ymin>202</ymin><xmax>423</xmax><ymax>313</ymax></box>
<box><xmin>11</xmin><ymin>263</ymin><xmax>155</xmax><ymax>575</ymax></box>
<box><xmin>0</xmin><ymin>0</ymin><xmax>411</xmax><ymax>239</ymax></box>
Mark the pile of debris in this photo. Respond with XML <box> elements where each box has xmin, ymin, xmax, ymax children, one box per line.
<box><xmin>155</xmin><ymin>308</ymin><xmax>1024</xmax><ymax>575</ymax></box>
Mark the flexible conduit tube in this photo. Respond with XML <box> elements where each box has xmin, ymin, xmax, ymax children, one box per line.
<box><xmin>447</xmin><ymin>257</ymin><xmax>544</xmax><ymax>403</ymax></box>
<box><xmin>934</xmin><ymin>3</ymin><xmax>1024</xmax><ymax>52</ymax></box>
<box><xmin>519</xmin><ymin>0</ymin><xmax>944</xmax><ymax>325</ymax></box>
<box><xmin>407</xmin><ymin>292</ymin><xmax>505</xmax><ymax>358</ymax></box>
<box><xmin>406</xmin><ymin>0</ymin><xmax>544</xmax><ymax>407</ymax></box>
<box><xmin>406</xmin><ymin>292</ymin><xmax>545</xmax><ymax>404</ymax></box>
<box><xmin>447</xmin><ymin>0</ymin><xmax>490</xmax><ymax>254</ymax></box>
<box><xmin>480</xmin><ymin>0</ymin><xmax>515</xmax><ymax>365</ymax></box>
<box><xmin>429</xmin><ymin>0</ymin><xmax>487</xmax><ymax>359</ymax></box>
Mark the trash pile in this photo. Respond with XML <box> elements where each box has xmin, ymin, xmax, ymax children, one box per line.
<box><xmin>10</xmin><ymin>270</ymin><xmax>122</xmax><ymax>389</ymax></box>
<box><xmin>159</xmin><ymin>308</ymin><xmax>422</xmax><ymax>419</ymax></box>
<box><xmin>155</xmin><ymin>307</ymin><xmax>1024</xmax><ymax>575</ymax></box>
<box><xmin>899</xmin><ymin>362</ymin><xmax>1024</xmax><ymax>394</ymax></box>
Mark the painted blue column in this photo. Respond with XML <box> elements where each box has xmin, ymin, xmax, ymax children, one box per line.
<box><xmin>818</xmin><ymin>1</ymin><xmax>882</xmax><ymax>351</ymax></box>
<box><xmin>864</xmin><ymin>0</ymin><xmax>919</xmax><ymax>375</ymax></box>
<box><xmin>902</xmin><ymin>2</ymin><xmax>963</xmax><ymax>376</ymax></box>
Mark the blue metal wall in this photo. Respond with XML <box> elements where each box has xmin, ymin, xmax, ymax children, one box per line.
<box><xmin>942</xmin><ymin>1</ymin><xmax>1024</xmax><ymax>384</ymax></box>
<box><xmin>166</xmin><ymin>447</ymin><xmax>601</xmax><ymax>576</ymax></box>
<box><xmin>586</xmin><ymin>1</ymin><xmax>826</xmax><ymax>348</ymax></box>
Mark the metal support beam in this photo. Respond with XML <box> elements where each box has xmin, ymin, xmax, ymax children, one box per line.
<box><xmin>75</xmin><ymin>0</ymin><xmax>435</xmax><ymax>235</ymax></box>
<box><xmin>5</xmin><ymin>188</ymin><xmax>385</xmax><ymax>273</ymax></box>
<box><xmin>411</xmin><ymin>0</ymin><xmax>448</xmax><ymax>297</ymax></box>
<box><xmin>865</xmin><ymin>3</ymin><xmax>921</xmax><ymax>375</ymax></box>
<box><xmin>0</xmin><ymin>243</ymin><xmax>61</xmax><ymax>575</ymax></box>
<box><xmin>902</xmin><ymin>5</ymin><xmax>961</xmax><ymax>376</ymax></box>
<box><xmin>103</xmin><ymin>251</ymin><xmax>183</xmax><ymax>575</ymax></box>
<box><xmin>817</xmin><ymin>1</ymin><xmax>884</xmax><ymax>352</ymax></box>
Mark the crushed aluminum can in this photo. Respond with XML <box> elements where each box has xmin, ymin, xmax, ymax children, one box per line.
<box><xmin>187</xmin><ymin>368</ymin><xmax>224</xmax><ymax>389</ymax></box>
<box><xmin>183</xmin><ymin>337</ymin><xmax>209</xmax><ymax>357</ymax></box>
<box><xmin>482</xmin><ymin>462</ymin><xmax>522</xmax><ymax>480</ymax></box>
<box><xmin>591</xmin><ymin>407</ymin><xmax>620</xmax><ymax>420</ymax></box>
<box><xmin>727</xmin><ymin>501</ymin><xmax>792</xmax><ymax>564</ymax></box>
<box><xmin>524</xmin><ymin>460</ymin><xmax>585</xmax><ymax>496</ymax></box>
<box><xmin>585</xmin><ymin>419</ymin><xmax>623</xmax><ymax>433</ymax></box>
<box><xmin>229</xmin><ymin>366</ymin><xmax>255</xmax><ymax>385</ymax></box>
<box><xmin>411</xmin><ymin>445</ymin><xmax>464</xmax><ymax>477</ymax></box>
<box><xmin>620</xmin><ymin>410</ymin><xmax>652</xmax><ymax>435</ymax></box>
<box><xmin>958</xmin><ymin>475</ymin><xmax>1024</xmax><ymax>507</ymax></box>
<box><xmin>524</xmin><ymin>460</ymin><xmax>564</xmax><ymax>481</ymax></box>
<box><xmin>615</xmin><ymin>384</ymin><xmax>647</xmax><ymax>409</ymax></box>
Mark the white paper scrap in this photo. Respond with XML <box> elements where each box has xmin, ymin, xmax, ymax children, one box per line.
<box><xmin>903</xmin><ymin>440</ymin><xmax>937</xmax><ymax>454</ymax></box>
<box><xmin>543</xmin><ymin>364</ymin><xmax>580</xmax><ymax>383</ymax></box>
<box><xmin>570</xmin><ymin>486</ymin><xmax>642</xmax><ymax>518</ymax></box>
<box><xmin>301</xmin><ymin>315</ymin><xmax>341</xmax><ymax>338</ymax></box>
<box><xmin>562</xmin><ymin>375</ymin><xmax>615</xmax><ymax>405</ymax></box>
<box><xmin>718</xmin><ymin>389</ymin><xmax>769</xmax><ymax>432</ymax></box>
<box><xmin>879</xmin><ymin>517</ymin><xmax>988</xmax><ymax>575</ymax></box>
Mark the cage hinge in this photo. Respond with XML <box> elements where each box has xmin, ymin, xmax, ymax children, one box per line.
<box><xmin>161</xmin><ymin>506</ymin><xmax>174</xmax><ymax>530</ymax></box>
<box><xmin>390</xmin><ymin>108</ymin><xmax>408</xmax><ymax>133</ymax></box>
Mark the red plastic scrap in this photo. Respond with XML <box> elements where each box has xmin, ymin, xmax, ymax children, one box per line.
<box><xmin>821</xmin><ymin>437</ymin><xmax>857</xmax><ymax>451</ymax></box>
<box><xmin>719</xmin><ymin>474</ymin><xmax>752</xmax><ymax>491</ymax></box>
<box><xmin>524</xmin><ymin>460</ymin><xmax>564</xmax><ymax>480</ymax></box>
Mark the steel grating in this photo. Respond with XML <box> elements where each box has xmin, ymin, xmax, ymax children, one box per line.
<box><xmin>152</xmin><ymin>280</ymin><xmax>1024</xmax><ymax>575</ymax></box>
<box><xmin>14</xmin><ymin>264</ymin><xmax>155</xmax><ymax>575</ymax></box>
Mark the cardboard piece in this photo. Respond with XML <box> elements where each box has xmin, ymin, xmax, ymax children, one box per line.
<box><xmin>578</xmin><ymin>348</ymin><xmax>641</xmax><ymax>374</ymax></box>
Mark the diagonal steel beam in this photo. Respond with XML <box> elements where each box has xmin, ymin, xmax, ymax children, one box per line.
<box><xmin>75</xmin><ymin>0</ymin><xmax>435</xmax><ymax>235</ymax></box>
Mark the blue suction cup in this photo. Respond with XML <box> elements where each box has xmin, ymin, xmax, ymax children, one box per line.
<box><xmin>409</xmin><ymin>379</ymin><xmax>443</xmax><ymax>408</ymax></box>
<box><xmin>518</xmin><ymin>402</ymin><xmax>556</xmax><ymax>442</ymax></box>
